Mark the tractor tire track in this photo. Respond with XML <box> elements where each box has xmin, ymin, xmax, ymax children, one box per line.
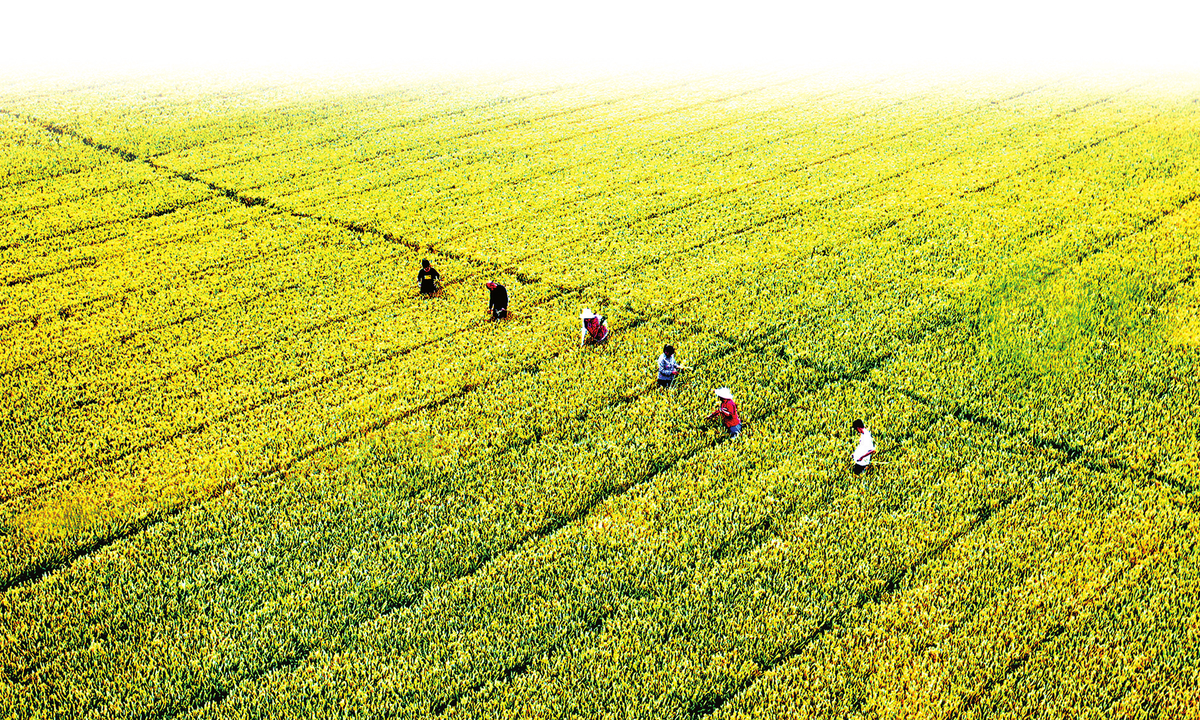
<box><xmin>5</xmin><ymin>97</ymin><xmax>1186</xmax><ymax>510</ymax></box>
<box><xmin>0</xmin><ymin>76</ymin><xmax>1058</xmax><ymax>361</ymax></box>
<box><xmin>177</xmin><ymin>74</ymin><xmax>629</xmax><ymax>176</ymax></box>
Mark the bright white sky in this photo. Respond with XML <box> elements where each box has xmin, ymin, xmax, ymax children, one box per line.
<box><xmin>2</xmin><ymin>0</ymin><xmax>1198</xmax><ymax>74</ymax></box>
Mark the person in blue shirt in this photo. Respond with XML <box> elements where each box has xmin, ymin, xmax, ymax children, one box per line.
<box><xmin>657</xmin><ymin>345</ymin><xmax>681</xmax><ymax>389</ymax></box>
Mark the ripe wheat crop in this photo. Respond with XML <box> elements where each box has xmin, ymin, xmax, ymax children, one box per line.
<box><xmin>1</xmin><ymin>68</ymin><xmax>1198</xmax><ymax>719</ymax></box>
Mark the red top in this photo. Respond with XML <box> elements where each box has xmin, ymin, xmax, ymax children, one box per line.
<box><xmin>584</xmin><ymin>317</ymin><xmax>609</xmax><ymax>341</ymax></box>
<box><xmin>716</xmin><ymin>399</ymin><xmax>740</xmax><ymax>427</ymax></box>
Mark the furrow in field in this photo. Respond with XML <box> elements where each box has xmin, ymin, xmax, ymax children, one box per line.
<box><xmin>242</xmin><ymin>73</ymin><xmax>842</xmax><ymax>208</ymax></box>
<box><xmin>4</xmin><ymin>85</ymin><xmax>1190</xmax><ymax>585</ymax></box>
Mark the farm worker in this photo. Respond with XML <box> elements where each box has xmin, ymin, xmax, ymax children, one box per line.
<box><xmin>580</xmin><ymin>309</ymin><xmax>609</xmax><ymax>346</ymax></box>
<box><xmin>657</xmin><ymin>345</ymin><xmax>687</xmax><ymax>389</ymax></box>
<box><xmin>706</xmin><ymin>388</ymin><xmax>741</xmax><ymax>437</ymax></box>
<box><xmin>851</xmin><ymin>419</ymin><xmax>875</xmax><ymax>475</ymax></box>
<box><xmin>486</xmin><ymin>281</ymin><xmax>508</xmax><ymax>320</ymax></box>
<box><xmin>418</xmin><ymin>258</ymin><xmax>441</xmax><ymax>296</ymax></box>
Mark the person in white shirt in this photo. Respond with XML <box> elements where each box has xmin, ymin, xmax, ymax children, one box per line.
<box><xmin>851</xmin><ymin>419</ymin><xmax>875</xmax><ymax>475</ymax></box>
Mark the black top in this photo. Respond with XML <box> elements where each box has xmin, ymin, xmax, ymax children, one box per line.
<box><xmin>418</xmin><ymin>266</ymin><xmax>441</xmax><ymax>294</ymax></box>
<box><xmin>489</xmin><ymin>284</ymin><xmax>508</xmax><ymax>309</ymax></box>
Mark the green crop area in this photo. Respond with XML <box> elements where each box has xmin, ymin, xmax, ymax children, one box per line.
<box><xmin>2</xmin><ymin>67</ymin><xmax>1199</xmax><ymax>718</ymax></box>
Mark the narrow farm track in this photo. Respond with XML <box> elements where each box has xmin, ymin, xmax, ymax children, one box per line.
<box><xmin>4</xmin><ymin>80</ymin><xmax>1194</xmax><ymax>556</ymax></box>
<box><xmin>0</xmin><ymin>73</ymin><xmax>1108</xmax><ymax>346</ymax></box>
<box><xmin>159</xmin><ymin>73</ymin><xmax>604</xmax><ymax>174</ymax></box>
<box><xmin>127</xmin><ymin>336</ymin><xmax>895</xmax><ymax>720</ymax></box>
<box><xmin>0</xmin><ymin>83</ymin><xmax>1041</xmax><ymax>418</ymax></box>
<box><xmin>145</xmin><ymin>268</ymin><xmax>1173</xmax><ymax>719</ymax></box>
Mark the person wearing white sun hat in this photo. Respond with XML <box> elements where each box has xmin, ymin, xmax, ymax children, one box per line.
<box><xmin>580</xmin><ymin>308</ymin><xmax>609</xmax><ymax>346</ymax></box>
<box><xmin>706</xmin><ymin>387</ymin><xmax>741</xmax><ymax>437</ymax></box>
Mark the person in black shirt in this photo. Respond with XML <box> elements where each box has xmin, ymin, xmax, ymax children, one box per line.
<box><xmin>418</xmin><ymin>259</ymin><xmax>441</xmax><ymax>296</ymax></box>
<box><xmin>486</xmin><ymin>281</ymin><xmax>508</xmax><ymax>320</ymax></box>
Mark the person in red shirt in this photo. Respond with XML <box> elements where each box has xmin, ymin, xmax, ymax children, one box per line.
<box><xmin>580</xmin><ymin>308</ymin><xmax>609</xmax><ymax>346</ymax></box>
<box><xmin>706</xmin><ymin>387</ymin><xmax>741</xmax><ymax>438</ymax></box>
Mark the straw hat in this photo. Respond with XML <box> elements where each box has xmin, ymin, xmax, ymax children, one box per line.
<box><xmin>580</xmin><ymin>308</ymin><xmax>596</xmax><ymax>319</ymax></box>
<box><xmin>714</xmin><ymin>388</ymin><xmax>733</xmax><ymax>400</ymax></box>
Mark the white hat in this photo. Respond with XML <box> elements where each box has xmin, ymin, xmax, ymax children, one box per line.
<box><xmin>580</xmin><ymin>308</ymin><xmax>596</xmax><ymax>319</ymax></box>
<box><xmin>714</xmin><ymin>388</ymin><xmax>733</xmax><ymax>400</ymax></box>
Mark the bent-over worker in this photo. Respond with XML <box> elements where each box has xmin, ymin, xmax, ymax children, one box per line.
<box><xmin>580</xmin><ymin>309</ymin><xmax>609</xmax><ymax>346</ymax></box>
<box><xmin>486</xmin><ymin>281</ymin><xmax>508</xmax><ymax>320</ymax></box>
<box><xmin>418</xmin><ymin>259</ymin><xmax>441</xmax><ymax>297</ymax></box>
<box><xmin>851</xmin><ymin>418</ymin><xmax>875</xmax><ymax>475</ymax></box>
<box><xmin>706</xmin><ymin>388</ymin><xmax>741</xmax><ymax>438</ymax></box>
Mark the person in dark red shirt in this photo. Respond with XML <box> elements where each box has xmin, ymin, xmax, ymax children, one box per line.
<box><xmin>486</xmin><ymin>281</ymin><xmax>508</xmax><ymax>320</ymax></box>
<box><xmin>706</xmin><ymin>387</ymin><xmax>741</xmax><ymax>438</ymax></box>
<box><xmin>417</xmin><ymin>259</ymin><xmax>441</xmax><ymax>297</ymax></box>
<box><xmin>580</xmin><ymin>308</ymin><xmax>609</xmax><ymax>346</ymax></box>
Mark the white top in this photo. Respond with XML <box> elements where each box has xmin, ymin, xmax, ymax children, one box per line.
<box><xmin>853</xmin><ymin>429</ymin><xmax>875</xmax><ymax>465</ymax></box>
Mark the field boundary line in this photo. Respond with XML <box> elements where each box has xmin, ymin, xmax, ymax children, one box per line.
<box><xmin>277</xmin><ymin>78</ymin><xmax>1060</xmax><ymax>256</ymax></box>
<box><xmin>0</xmin><ymin>77</ymin><xmax>1069</xmax><ymax>359</ymax></box>
<box><xmin>942</xmin><ymin>534</ymin><xmax>1193</xmax><ymax>720</ymax></box>
<box><xmin>5</xmin><ymin>96</ymin><xmax>1191</xmax><ymax>514</ymax></box>
<box><xmin>176</xmin><ymin>73</ymin><xmax>630</xmax><ymax>174</ymax></box>
<box><xmin>263</xmin><ymin>73</ymin><xmax>846</xmax><ymax>208</ymax></box>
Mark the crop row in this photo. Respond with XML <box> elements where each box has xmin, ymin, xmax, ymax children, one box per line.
<box><xmin>708</xmin><ymin>471</ymin><xmax>1197</xmax><ymax>720</ymax></box>
<box><xmin>239</xmin><ymin>77</ymin><xmax>1072</xmax><ymax>248</ymax></box>
<box><xmin>0</xmin><ymin>312</ymin><xmax>817</xmax><ymax>715</ymax></box>
<box><xmin>0</xmin><ymin>71</ymin><xmax>572</xmax><ymax>161</ymax></box>
<box><xmin>0</xmin><ymin>278</ymin><xmax>1042</xmax><ymax>718</ymax></box>
<box><xmin>4</xmin><ymin>81</ymin><xmax>1195</xmax><ymax>600</ymax></box>
<box><xmin>193</xmin><ymin>72</ymin><xmax>918</xmax><ymax>206</ymax></box>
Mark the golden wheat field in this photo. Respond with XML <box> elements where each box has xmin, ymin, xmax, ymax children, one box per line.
<box><xmin>1</xmin><ymin>67</ymin><xmax>1199</xmax><ymax>719</ymax></box>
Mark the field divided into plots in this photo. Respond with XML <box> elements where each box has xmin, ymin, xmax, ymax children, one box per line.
<box><xmin>1</xmin><ymin>68</ymin><xmax>1199</xmax><ymax>718</ymax></box>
